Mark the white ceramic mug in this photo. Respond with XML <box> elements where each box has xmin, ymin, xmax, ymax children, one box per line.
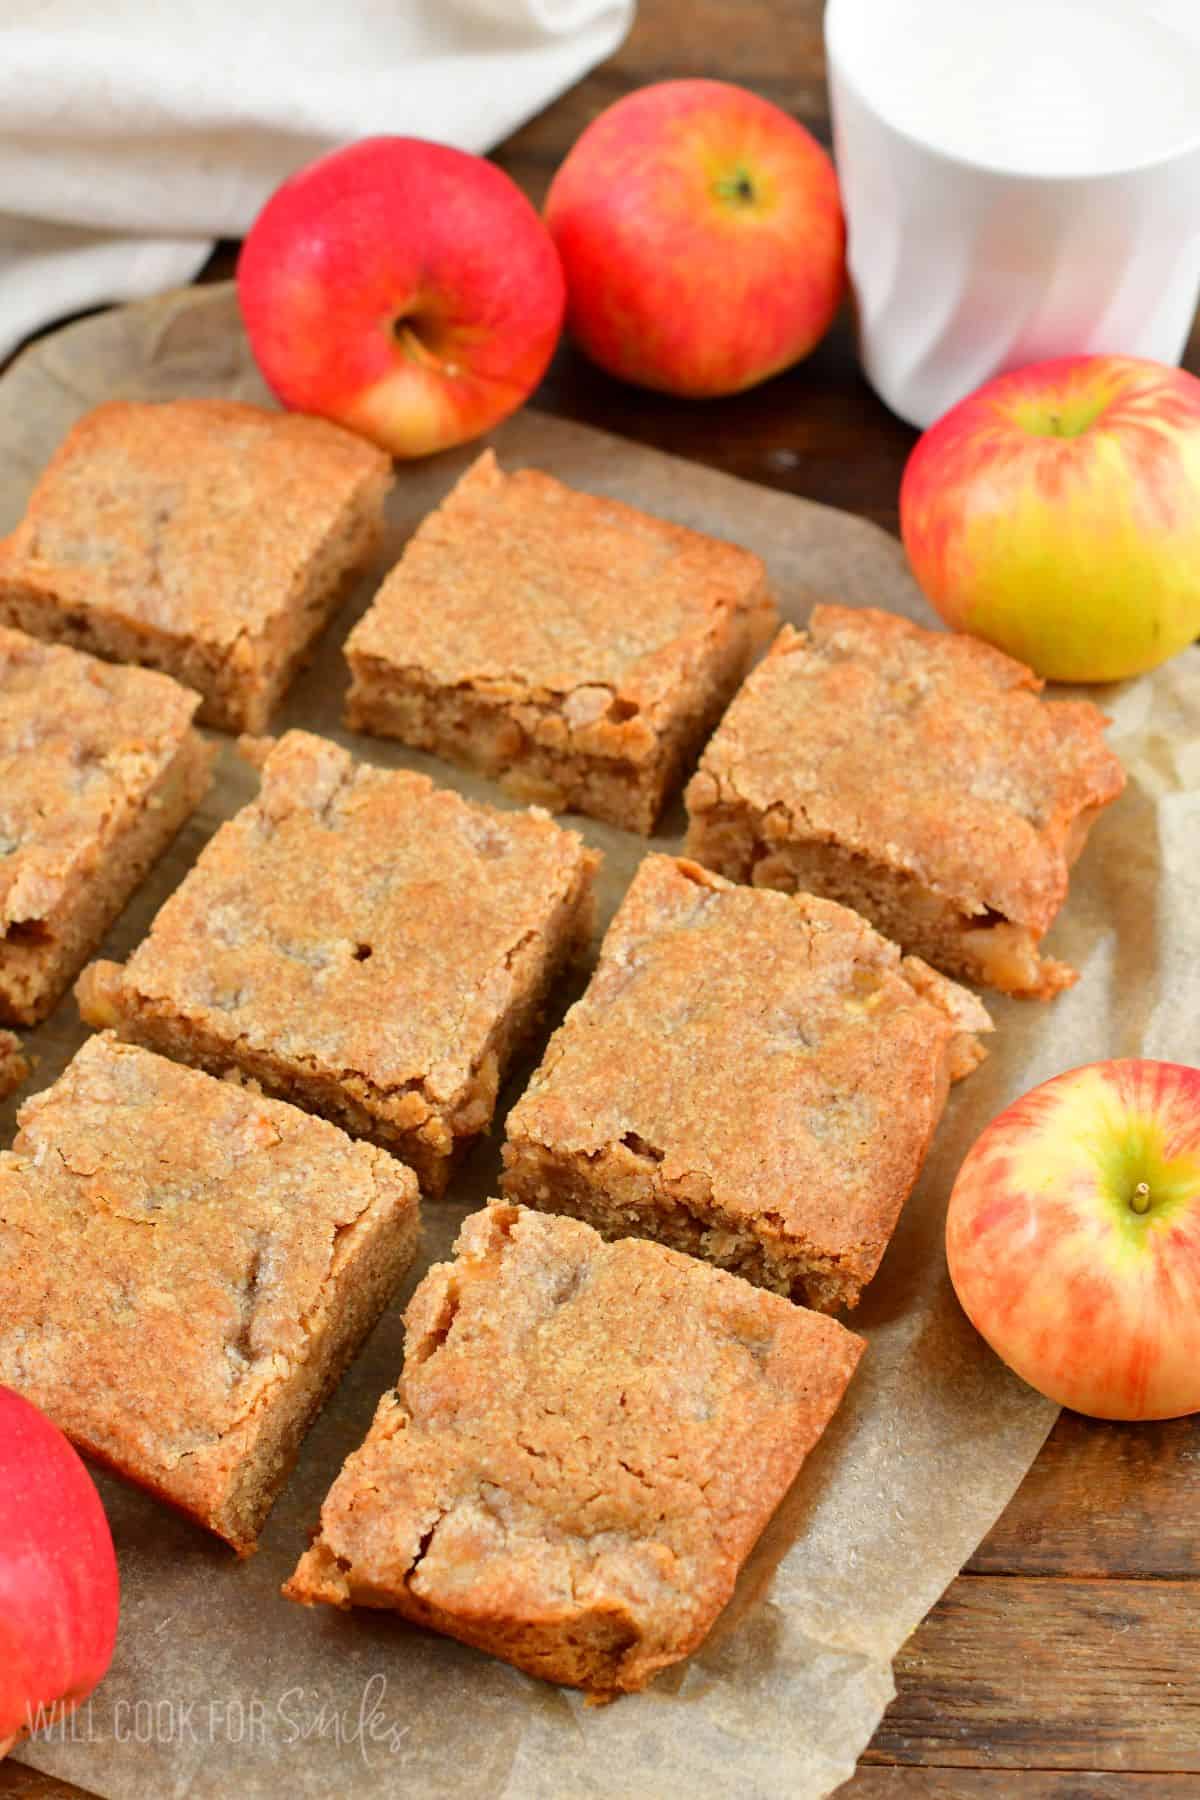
<box><xmin>825</xmin><ymin>0</ymin><xmax>1200</xmax><ymax>428</ymax></box>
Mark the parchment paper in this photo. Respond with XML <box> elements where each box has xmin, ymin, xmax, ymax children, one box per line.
<box><xmin>4</xmin><ymin>285</ymin><xmax>1197</xmax><ymax>1800</ymax></box>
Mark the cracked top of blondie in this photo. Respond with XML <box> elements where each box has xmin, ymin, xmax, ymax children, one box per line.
<box><xmin>505</xmin><ymin>855</ymin><xmax>990</xmax><ymax>1273</ymax></box>
<box><xmin>285</xmin><ymin>1200</ymin><xmax>863</xmax><ymax>1693</ymax></box>
<box><xmin>686</xmin><ymin>607</ymin><xmax>1125</xmax><ymax>931</ymax></box>
<box><xmin>0</xmin><ymin>399</ymin><xmax>391</xmax><ymax>648</ymax></box>
<box><xmin>346</xmin><ymin>451</ymin><xmax>775</xmax><ymax>741</ymax></box>
<box><xmin>79</xmin><ymin>731</ymin><xmax>596</xmax><ymax>1107</ymax></box>
<box><xmin>0</xmin><ymin>1034</ymin><xmax>417</xmax><ymax>1536</ymax></box>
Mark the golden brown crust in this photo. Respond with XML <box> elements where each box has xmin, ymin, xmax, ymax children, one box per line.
<box><xmin>0</xmin><ymin>626</ymin><xmax>213</xmax><ymax>1024</ymax></box>
<box><xmin>345</xmin><ymin>451</ymin><xmax>777</xmax><ymax>831</ymax></box>
<box><xmin>285</xmin><ymin>1201</ymin><xmax>863</xmax><ymax>1693</ymax></box>
<box><xmin>0</xmin><ymin>1035</ymin><xmax>420</xmax><ymax>1553</ymax></box>
<box><xmin>348</xmin><ymin>449</ymin><xmax>775</xmax><ymax>726</ymax></box>
<box><xmin>0</xmin><ymin>399</ymin><xmax>392</xmax><ymax>731</ymax></box>
<box><xmin>76</xmin><ymin>730</ymin><xmax>599</xmax><ymax>1186</ymax></box>
<box><xmin>501</xmin><ymin>854</ymin><xmax>990</xmax><ymax>1311</ymax></box>
<box><xmin>685</xmin><ymin>608</ymin><xmax>1125</xmax><ymax>936</ymax></box>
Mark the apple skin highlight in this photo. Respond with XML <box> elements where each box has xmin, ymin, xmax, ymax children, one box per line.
<box><xmin>901</xmin><ymin>355</ymin><xmax>1200</xmax><ymax>682</ymax></box>
<box><xmin>946</xmin><ymin>1060</ymin><xmax>1200</xmax><ymax>1420</ymax></box>
<box><xmin>237</xmin><ymin>137</ymin><xmax>565</xmax><ymax>459</ymax></box>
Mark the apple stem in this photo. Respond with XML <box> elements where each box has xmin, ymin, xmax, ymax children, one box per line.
<box><xmin>1130</xmin><ymin>1180</ymin><xmax>1152</xmax><ymax>1215</ymax></box>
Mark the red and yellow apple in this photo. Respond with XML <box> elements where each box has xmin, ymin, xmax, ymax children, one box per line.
<box><xmin>544</xmin><ymin>79</ymin><xmax>844</xmax><ymax>398</ymax></box>
<box><xmin>0</xmin><ymin>1387</ymin><xmax>120</xmax><ymax>1756</ymax></box>
<box><xmin>237</xmin><ymin>137</ymin><xmax>565</xmax><ymax>459</ymax></box>
<box><xmin>901</xmin><ymin>355</ymin><xmax>1200</xmax><ymax>682</ymax></box>
<box><xmin>946</xmin><ymin>1060</ymin><xmax>1200</xmax><ymax>1420</ymax></box>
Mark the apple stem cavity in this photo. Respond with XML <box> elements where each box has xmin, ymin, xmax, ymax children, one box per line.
<box><xmin>714</xmin><ymin>168</ymin><xmax>757</xmax><ymax>208</ymax></box>
<box><xmin>1130</xmin><ymin>1179</ymin><xmax>1153</xmax><ymax>1215</ymax></box>
<box><xmin>390</xmin><ymin>316</ymin><xmax>462</xmax><ymax>384</ymax></box>
<box><xmin>392</xmin><ymin>315</ymin><xmax>442</xmax><ymax>373</ymax></box>
<box><xmin>1006</xmin><ymin>390</ymin><xmax>1109</xmax><ymax>440</ymax></box>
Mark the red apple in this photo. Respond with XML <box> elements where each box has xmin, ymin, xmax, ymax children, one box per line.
<box><xmin>544</xmin><ymin>79</ymin><xmax>844</xmax><ymax>398</ymax></box>
<box><xmin>901</xmin><ymin>355</ymin><xmax>1200</xmax><ymax>682</ymax></box>
<box><xmin>946</xmin><ymin>1060</ymin><xmax>1200</xmax><ymax>1420</ymax></box>
<box><xmin>237</xmin><ymin>137</ymin><xmax>565</xmax><ymax>459</ymax></box>
<box><xmin>0</xmin><ymin>1388</ymin><xmax>119</xmax><ymax>1756</ymax></box>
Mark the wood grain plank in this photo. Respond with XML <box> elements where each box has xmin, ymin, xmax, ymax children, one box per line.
<box><xmin>866</xmin><ymin>1577</ymin><xmax>1200</xmax><ymax>1772</ymax></box>
<box><xmin>970</xmin><ymin>1413</ymin><xmax>1200</xmax><ymax>1579</ymax></box>
<box><xmin>531</xmin><ymin>321</ymin><xmax>917</xmax><ymax>535</ymax></box>
<box><xmin>0</xmin><ymin>1768</ymin><xmax>99</xmax><ymax>1800</ymax></box>
<box><xmin>491</xmin><ymin>0</ymin><xmax>831</xmax><ymax>204</ymax></box>
<box><xmin>839</xmin><ymin>1772</ymin><xmax>1200</xmax><ymax>1798</ymax></box>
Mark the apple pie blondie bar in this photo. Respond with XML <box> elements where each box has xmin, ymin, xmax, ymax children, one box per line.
<box><xmin>0</xmin><ymin>626</ymin><xmax>212</xmax><ymax>1025</ymax></box>
<box><xmin>0</xmin><ymin>399</ymin><xmax>392</xmax><ymax>732</ymax></box>
<box><xmin>684</xmin><ymin>606</ymin><xmax>1126</xmax><ymax>997</ymax></box>
<box><xmin>0</xmin><ymin>1034</ymin><xmax>420</xmax><ymax>1553</ymax></box>
<box><xmin>285</xmin><ymin>1200</ymin><xmax>864</xmax><ymax>1694</ymax></box>
<box><xmin>502</xmin><ymin>854</ymin><xmax>990</xmax><ymax>1312</ymax></box>
<box><xmin>78</xmin><ymin>731</ymin><xmax>599</xmax><ymax>1194</ymax></box>
<box><xmin>344</xmin><ymin>450</ymin><xmax>777</xmax><ymax>833</ymax></box>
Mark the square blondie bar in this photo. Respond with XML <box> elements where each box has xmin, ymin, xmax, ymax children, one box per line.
<box><xmin>344</xmin><ymin>451</ymin><xmax>777</xmax><ymax>833</ymax></box>
<box><xmin>0</xmin><ymin>399</ymin><xmax>392</xmax><ymax>732</ymax></box>
<box><xmin>502</xmin><ymin>855</ymin><xmax>990</xmax><ymax>1312</ymax></box>
<box><xmin>0</xmin><ymin>1034</ymin><xmax>420</xmax><ymax>1553</ymax></box>
<box><xmin>285</xmin><ymin>1201</ymin><xmax>864</xmax><ymax>1694</ymax></box>
<box><xmin>684</xmin><ymin>606</ymin><xmax>1126</xmax><ymax>998</ymax></box>
<box><xmin>0</xmin><ymin>626</ymin><xmax>212</xmax><ymax>1025</ymax></box>
<box><xmin>79</xmin><ymin>731</ymin><xmax>599</xmax><ymax>1194</ymax></box>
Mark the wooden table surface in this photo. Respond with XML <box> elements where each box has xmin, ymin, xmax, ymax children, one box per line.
<box><xmin>5</xmin><ymin>2</ymin><xmax>1199</xmax><ymax>1797</ymax></box>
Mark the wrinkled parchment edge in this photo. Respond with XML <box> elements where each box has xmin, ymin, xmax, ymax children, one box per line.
<box><xmin>7</xmin><ymin>285</ymin><xmax>1190</xmax><ymax>1800</ymax></box>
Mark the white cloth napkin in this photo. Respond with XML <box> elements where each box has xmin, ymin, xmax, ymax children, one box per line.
<box><xmin>0</xmin><ymin>0</ymin><xmax>633</xmax><ymax>361</ymax></box>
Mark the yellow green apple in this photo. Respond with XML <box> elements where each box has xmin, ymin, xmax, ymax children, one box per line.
<box><xmin>901</xmin><ymin>355</ymin><xmax>1200</xmax><ymax>681</ymax></box>
<box><xmin>946</xmin><ymin>1059</ymin><xmax>1200</xmax><ymax>1420</ymax></box>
